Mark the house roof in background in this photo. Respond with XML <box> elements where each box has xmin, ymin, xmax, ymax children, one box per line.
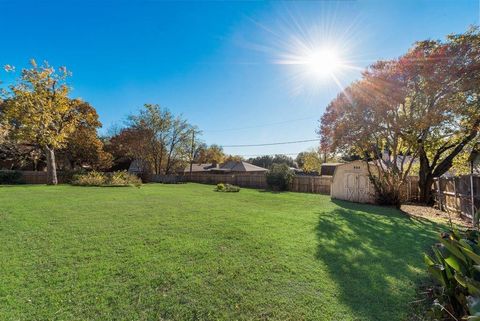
<box><xmin>220</xmin><ymin>161</ymin><xmax>268</xmax><ymax>172</ymax></box>
<box><xmin>185</xmin><ymin>163</ymin><xmax>215</xmax><ymax>172</ymax></box>
<box><xmin>184</xmin><ymin>161</ymin><xmax>267</xmax><ymax>173</ymax></box>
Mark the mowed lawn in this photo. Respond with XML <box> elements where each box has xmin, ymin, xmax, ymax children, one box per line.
<box><xmin>0</xmin><ymin>183</ymin><xmax>443</xmax><ymax>321</ymax></box>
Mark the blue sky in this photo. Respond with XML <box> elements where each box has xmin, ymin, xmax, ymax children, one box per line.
<box><xmin>1</xmin><ymin>0</ymin><xmax>478</xmax><ymax>157</ymax></box>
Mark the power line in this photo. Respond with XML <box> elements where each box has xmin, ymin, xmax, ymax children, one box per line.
<box><xmin>221</xmin><ymin>138</ymin><xmax>319</xmax><ymax>148</ymax></box>
<box><xmin>203</xmin><ymin>116</ymin><xmax>318</xmax><ymax>133</ymax></box>
<box><xmin>235</xmin><ymin>152</ymin><xmax>300</xmax><ymax>157</ymax></box>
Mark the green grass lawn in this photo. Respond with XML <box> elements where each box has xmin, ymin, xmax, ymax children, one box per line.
<box><xmin>0</xmin><ymin>183</ymin><xmax>443</xmax><ymax>321</ymax></box>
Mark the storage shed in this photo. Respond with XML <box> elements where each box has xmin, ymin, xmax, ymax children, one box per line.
<box><xmin>331</xmin><ymin>160</ymin><xmax>376</xmax><ymax>204</ymax></box>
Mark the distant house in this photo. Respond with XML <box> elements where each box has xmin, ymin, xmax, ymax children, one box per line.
<box><xmin>128</xmin><ymin>159</ymin><xmax>150</xmax><ymax>174</ymax></box>
<box><xmin>186</xmin><ymin>163</ymin><xmax>218</xmax><ymax>173</ymax></box>
<box><xmin>184</xmin><ymin>161</ymin><xmax>268</xmax><ymax>175</ymax></box>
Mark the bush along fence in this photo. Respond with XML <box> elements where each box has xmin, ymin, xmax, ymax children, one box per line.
<box><xmin>434</xmin><ymin>175</ymin><xmax>480</xmax><ymax>219</ymax></box>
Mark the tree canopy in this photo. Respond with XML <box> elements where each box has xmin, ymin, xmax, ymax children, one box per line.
<box><xmin>319</xmin><ymin>27</ymin><xmax>480</xmax><ymax>203</ymax></box>
<box><xmin>108</xmin><ymin>104</ymin><xmax>198</xmax><ymax>175</ymax></box>
<box><xmin>1</xmin><ymin>60</ymin><xmax>82</xmax><ymax>184</ymax></box>
<box><xmin>247</xmin><ymin>154</ymin><xmax>295</xmax><ymax>169</ymax></box>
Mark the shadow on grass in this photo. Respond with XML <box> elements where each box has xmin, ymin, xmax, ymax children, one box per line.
<box><xmin>257</xmin><ymin>189</ymin><xmax>286</xmax><ymax>194</ymax></box>
<box><xmin>316</xmin><ymin>199</ymin><xmax>443</xmax><ymax>320</ymax></box>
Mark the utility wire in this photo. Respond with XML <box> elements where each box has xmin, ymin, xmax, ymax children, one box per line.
<box><xmin>203</xmin><ymin>116</ymin><xmax>318</xmax><ymax>133</ymax></box>
<box><xmin>235</xmin><ymin>152</ymin><xmax>300</xmax><ymax>157</ymax></box>
<box><xmin>221</xmin><ymin>138</ymin><xmax>319</xmax><ymax>148</ymax></box>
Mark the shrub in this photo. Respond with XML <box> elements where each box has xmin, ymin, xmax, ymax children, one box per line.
<box><xmin>424</xmin><ymin>229</ymin><xmax>480</xmax><ymax>320</ymax></box>
<box><xmin>109</xmin><ymin>171</ymin><xmax>142</xmax><ymax>187</ymax></box>
<box><xmin>71</xmin><ymin>171</ymin><xmax>142</xmax><ymax>187</ymax></box>
<box><xmin>215</xmin><ymin>183</ymin><xmax>240</xmax><ymax>192</ymax></box>
<box><xmin>0</xmin><ymin>170</ymin><xmax>25</xmax><ymax>184</ymax></box>
<box><xmin>265</xmin><ymin>163</ymin><xmax>294</xmax><ymax>191</ymax></box>
<box><xmin>71</xmin><ymin>171</ymin><xmax>107</xmax><ymax>186</ymax></box>
<box><xmin>369</xmin><ymin>175</ymin><xmax>402</xmax><ymax>208</ymax></box>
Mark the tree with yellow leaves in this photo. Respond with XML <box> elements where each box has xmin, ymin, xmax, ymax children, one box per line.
<box><xmin>2</xmin><ymin>60</ymin><xmax>81</xmax><ymax>184</ymax></box>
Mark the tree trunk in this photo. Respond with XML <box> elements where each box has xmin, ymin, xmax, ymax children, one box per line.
<box><xmin>417</xmin><ymin>145</ymin><xmax>432</xmax><ymax>204</ymax></box>
<box><xmin>419</xmin><ymin>172</ymin><xmax>434</xmax><ymax>204</ymax></box>
<box><xmin>45</xmin><ymin>147</ymin><xmax>58</xmax><ymax>185</ymax></box>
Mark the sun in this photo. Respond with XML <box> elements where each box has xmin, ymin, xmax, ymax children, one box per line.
<box><xmin>305</xmin><ymin>48</ymin><xmax>342</xmax><ymax>78</ymax></box>
<box><xmin>274</xmin><ymin>44</ymin><xmax>347</xmax><ymax>85</ymax></box>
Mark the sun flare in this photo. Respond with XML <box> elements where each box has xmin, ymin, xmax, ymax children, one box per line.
<box><xmin>304</xmin><ymin>48</ymin><xmax>342</xmax><ymax>78</ymax></box>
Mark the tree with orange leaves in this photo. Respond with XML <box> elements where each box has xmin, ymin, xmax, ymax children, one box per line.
<box><xmin>319</xmin><ymin>27</ymin><xmax>480</xmax><ymax>204</ymax></box>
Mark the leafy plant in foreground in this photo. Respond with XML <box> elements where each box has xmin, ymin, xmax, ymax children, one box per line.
<box><xmin>424</xmin><ymin>229</ymin><xmax>480</xmax><ymax>320</ymax></box>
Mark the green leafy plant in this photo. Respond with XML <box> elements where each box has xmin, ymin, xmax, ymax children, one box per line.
<box><xmin>265</xmin><ymin>163</ymin><xmax>294</xmax><ymax>191</ymax></box>
<box><xmin>424</xmin><ymin>229</ymin><xmax>480</xmax><ymax>320</ymax></box>
<box><xmin>215</xmin><ymin>183</ymin><xmax>240</xmax><ymax>192</ymax></box>
<box><xmin>0</xmin><ymin>170</ymin><xmax>25</xmax><ymax>184</ymax></box>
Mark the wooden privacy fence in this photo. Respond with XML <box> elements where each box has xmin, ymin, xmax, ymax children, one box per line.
<box><xmin>0</xmin><ymin>170</ymin><xmax>67</xmax><ymax>184</ymax></box>
<box><xmin>187</xmin><ymin>173</ymin><xmax>333</xmax><ymax>195</ymax></box>
<box><xmin>400</xmin><ymin>176</ymin><xmax>420</xmax><ymax>202</ymax></box>
<box><xmin>434</xmin><ymin>175</ymin><xmax>480</xmax><ymax>219</ymax></box>
<box><xmin>150</xmin><ymin>174</ymin><xmax>186</xmax><ymax>184</ymax></box>
<box><xmin>290</xmin><ymin>176</ymin><xmax>332</xmax><ymax>194</ymax></box>
<box><xmin>186</xmin><ymin>173</ymin><xmax>420</xmax><ymax>200</ymax></box>
<box><xmin>20</xmin><ymin>171</ymin><xmax>48</xmax><ymax>184</ymax></box>
<box><xmin>188</xmin><ymin>173</ymin><xmax>268</xmax><ymax>189</ymax></box>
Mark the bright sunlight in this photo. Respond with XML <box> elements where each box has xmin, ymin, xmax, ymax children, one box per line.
<box><xmin>304</xmin><ymin>47</ymin><xmax>342</xmax><ymax>78</ymax></box>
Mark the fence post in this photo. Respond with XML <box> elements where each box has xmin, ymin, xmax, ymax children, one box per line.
<box><xmin>436</xmin><ymin>178</ymin><xmax>443</xmax><ymax>211</ymax></box>
<box><xmin>471</xmin><ymin>174</ymin><xmax>476</xmax><ymax>222</ymax></box>
<box><xmin>453</xmin><ymin>177</ymin><xmax>458</xmax><ymax>213</ymax></box>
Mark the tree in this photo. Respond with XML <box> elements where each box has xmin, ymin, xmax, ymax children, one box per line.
<box><xmin>2</xmin><ymin>60</ymin><xmax>80</xmax><ymax>184</ymax></box>
<box><xmin>248</xmin><ymin>154</ymin><xmax>295</xmax><ymax>169</ymax></box>
<box><xmin>58</xmin><ymin>100</ymin><xmax>112</xmax><ymax>170</ymax></box>
<box><xmin>265</xmin><ymin>163</ymin><xmax>295</xmax><ymax>191</ymax></box>
<box><xmin>320</xmin><ymin>28</ymin><xmax>480</xmax><ymax>204</ymax></box>
<box><xmin>119</xmin><ymin>104</ymin><xmax>198</xmax><ymax>174</ymax></box>
<box><xmin>319</xmin><ymin>77</ymin><xmax>417</xmax><ymax>206</ymax></box>
<box><xmin>224</xmin><ymin>154</ymin><xmax>244</xmax><ymax>162</ymax></box>
<box><xmin>297</xmin><ymin>150</ymin><xmax>323</xmax><ymax>173</ymax></box>
<box><xmin>164</xmin><ymin>115</ymin><xmax>196</xmax><ymax>174</ymax></box>
<box><xmin>401</xmin><ymin>29</ymin><xmax>480</xmax><ymax>203</ymax></box>
<box><xmin>195</xmin><ymin>144</ymin><xmax>225</xmax><ymax>164</ymax></box>
<box><xmin>127</xmin><ymin>104</ymin><xmax>171</xmax><ymax>174</ymax></box>
<box><xmin>295</xmin><ymin>152</ymin><xmax>307</xmax><ymax>168</ymax></box>
<box><xmin>105</xmin><ymin>127</ymin><xmax>147</xmax><ymax>171</ymax></box>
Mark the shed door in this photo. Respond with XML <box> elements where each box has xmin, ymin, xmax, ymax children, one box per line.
<box><xmin>344</xmin><ymin>172</ymin><xmax>371</xmax><ymax>203</ymax></box>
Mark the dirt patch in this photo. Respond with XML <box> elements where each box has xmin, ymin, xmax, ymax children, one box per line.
<box><xmin>401</xmin><ymin>204</ymin><xmax>471</xmax><ymax>227</ymax></box>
